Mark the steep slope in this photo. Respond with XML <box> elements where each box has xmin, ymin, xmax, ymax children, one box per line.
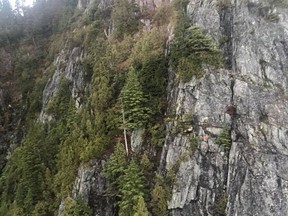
<box><xmin>0</xmin><ymin>0</ymin><xmax>288</xmax><ymax>215</ymax></box>
<box><xmin>161</xmin><ymin>0</ymin><xmax>288</xmax><ymax>215</ymax></box>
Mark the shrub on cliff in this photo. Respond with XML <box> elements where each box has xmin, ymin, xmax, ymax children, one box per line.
<box><xmin>171</xmin><ymin>22</ymin><xmax>222</xmax><ymax>82</ymax></box>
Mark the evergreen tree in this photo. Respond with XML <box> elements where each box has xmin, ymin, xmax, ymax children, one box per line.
<box><xmin>63</xmin><ymin>196</ymin><xmax>92</xmax><ymax>216</ymax></box>
<box><xmin>102</xmin><ymin>143</ymin><xmax>128</xmax><ymax>197</ymax></box>
<box><xmin>120</xmin><ymin>67</ymin><xmax>151</xmax><ymax>130</ymax></box>
<box><xmin>112</xmin><ymin>0</ymin><xmax>139</xmax><ymax>38</ymax></box>
<box><xmin>118</xmin><ymin>159</ymin><xmax>146</xmax><ymax>216</ymax></box>
<box><xmin>151</xmin><ymin>180</ymin><xmax>168</xmax><ymax>216</ymax></box>
<box><xmin>171</xmin><ymin>17</ymin><xmax>222</xmax><ymax>81</ymax></box>
<box><xmin>133</xmin><ymin>196</ymin><xmax>149</xmax><ymax>216</ymax></box>
<box><xmin>54</xmin><ymin>126</ymin><xmax>82</xmax><ymax>197</ymax></box>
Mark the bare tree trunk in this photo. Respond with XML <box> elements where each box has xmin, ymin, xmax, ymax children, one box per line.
<box><xmin>122</xmin><ymin>104</ymin><xmax>129</xmax><ymax>156</ymax></box>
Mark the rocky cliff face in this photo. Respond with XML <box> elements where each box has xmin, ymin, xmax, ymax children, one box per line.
<box><xmin>160</xmin><ymin>0</ymin><xmax>288</xmax><ymax>215</ymax></box>
<box><xmin>1</xmin><ymin>0</ymin><xmax>288</xmax><ymax>215</ymax></box>
<box><xmin>40</xmin><ymin>47</ymin><xmax>86</xmax><ymax>122</ymax></box>
<box><xmin>57</xmin><ymin>0</ymin><xmax>288</xmax><ymax>215</ymax></box>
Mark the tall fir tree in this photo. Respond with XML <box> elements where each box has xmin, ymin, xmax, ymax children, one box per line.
<box><xmin>102</xmin><ymin>142</ymin><xmax>128</xmax><ymax>197</ymax></box>
<box><xmin>118</xmin><ymin>159</ymin><xmax>147</xmax><ymax>216</ymax></box>
<box><xmin>120</xmin><ymin>67</ymin><xmax>151</xmax><ymax>130</ymax></box>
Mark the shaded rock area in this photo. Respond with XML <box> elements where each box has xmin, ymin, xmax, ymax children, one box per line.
<box><xmin>59</xmin><ymin>161</ymin><xmax>114</xmax><ymax>216</ymax></box>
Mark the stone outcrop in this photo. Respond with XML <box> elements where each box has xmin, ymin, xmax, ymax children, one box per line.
<box><xmin>40</xmin><ymin>47</ymin><xmax>86</xmax><ymax>122</ymax></box>
<box><xmin>160</xmin><ymin>0</ymin><xmax>288</xmax><ymax>215</ymax></box>
<box><xmin>59</xmin><ymin>161</ymin><xmax>114</xmax><ymax>216</ymax></box>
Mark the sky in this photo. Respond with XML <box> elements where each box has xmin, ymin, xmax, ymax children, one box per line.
<box><xmin>9</xmin><ymin>0</ymin><xmax>34</xmax><ymax>8</ymax></box>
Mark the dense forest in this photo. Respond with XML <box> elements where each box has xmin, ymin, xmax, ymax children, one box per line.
<box><xmin>3</xmin><ymin>0</ymin><xmax>286</xmax><ymax>215</ymax></box>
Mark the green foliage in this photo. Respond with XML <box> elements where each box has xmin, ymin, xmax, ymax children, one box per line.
<box><xmin>79</xmin><ymin>134</ymin><xmax>108</xmax><ymax>162</ymax></box>
<box><xmin>91</xmin><ymin>60</ymin><xmax>113</xmax><ymax>111</ymax></box>
<box><xmin>0</xmin><ymin>123</ymin><xmax>58</xmax><ymax>214</ymax></box>
<box><xmin>140</xmin><ymin>153</ymin><xmax>154</xmax><ymax>173</ymax></box>
<box><xmin>54</xmin><ymin>126</ymin><xmax>82</xmax><ymax>197</ymax></box>
<box><xmin>102</xmin><ymin>143</ymin><xmax>128</xmax><ymax>197</ymax></box>
<box><xmin>103</xmin><ymin>146</ymin><xmax>150</xmax><ymax>215</ymax></box>
<box><xmin>46</xmin><ymin>78</ymin><xmax>73</xmax><ymax>119</ymax></box>
<box><xmin>152</xmin><ymin>4</ymin><xmax>176</xmax><ymax>26</ymax></box>
<box><xmin>62</xmin><ymin>197</ymin><xmax>92</xmax><ymax>216</ymax></box>
<box><xmin>171</xmin><ymin>21</ymin><xmax>222</xmax><ymax>81</ymax></box>
<box><xmin>112</xmin><ymin>0</ymin><xmax>140</xmax><ymax>38</ymax></box>
<box><xmin>25</xmin><ymin>76</ymin><xmax>48</xmax><ymax>119</ymax></box>
<box><xmin>120</xmin><ymin>67</ymin><xmax>152</xmax><ymax>130</ymax></box>
<box><xmin>187</xmin><ymin>134</ymin><xmax>200</xmax><ymax>151</ymax></box>
<box><xmin>147</xmin><ymin>123</ymin><xmax>166</xmax><ymax>148</ymax></box>
<box><xmin>133</xmin><ymin>196</ymin><xmax>149</xmax><ymax>216</ymax></box>
<box><xmin>0</xmin><ymin>0</ymin><xmax>172</xmax><ymax>215</ymax></box>
<box><xmin>15</xmin><ymin>46</ymin><xmax>47</xmax><ymax>96</ymax></box>
<box><xmin>118</xmin><ymin>159</ymin><xmax>147</xmax><ymax>216</ymax></box>
<box><xmin>151</xmin><ymin>175</ymin><xmax>169</xmax><ymax>216</ymax></box>
<box><xmin>213</xmin><ymin>194</ymin><xmax>228</xmax><ymax>216</ymax></box>
<box><xmin>216</xmin><ymin>128</ymin><xmax>231</xmax><ymax>151</ymax></box>
<box><xmin>129</xmin><ymin>28</ymin><xmax>168</xmax><ymax>114</ymax></box>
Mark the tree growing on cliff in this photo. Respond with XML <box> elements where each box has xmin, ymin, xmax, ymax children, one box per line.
<box><xmin>112</xmin><ymin>0</ymin><xmax>139</xmax><ymax>38</ymax></box>
<box><xmin>171</xmin><ymin>16</ymin><xmax>222</xmax><ymax>81</ymax></box>
<box><xmin>151</xmin><ymin>175</ymin><xmax>169</xmax><ymax>216</ymax></box>
<box><xmin>133</xmin><ymin>196</ymin><xmax>149</xmax><ymax>216</ymax></box>
<box><xmin>120</xmin><ymin>67</ymin><xmax>151</xmax><ymax>155</ymax></box>
<box><xmin>118</xmin><ymin>159</ymin><xmax>147</xmax><ymax>216</ymax></box>
<box><xmin>120</xmin><ymin>67</ymin><xmax>151</xmax><ymax>130</ymax></box>
<box><xmin>102</xmin><ymin>142</ymin><xmax>128</xmax><ymax>197</ymax></box>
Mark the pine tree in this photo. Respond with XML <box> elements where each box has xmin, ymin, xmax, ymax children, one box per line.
<box><xmin>112</xmin><ymin>0</ymin><xmax>139</xmax><ymax>38</ymax></box>
<box><xmin>102</xmin><ymin>143</ymin><xmax>128</xmax><ymax>197</ymax></box>
<box><xmin>133</xmin><ymin>196</ymin><xmax>149</xmax><ymax>216</ymax></box>
<box><xmin>120</xmin><ymin>67</ymin><xmax>151</xmax><ymax>130</ymax></box>
<box><xmin>171</xmin><ymin>18</ymin><xmax>222</xmax><ymax>82</ymax></box>
<box><xmin>151</xmin><ymin>181</ymin><xmax>168</xmax><ymax>216</ymax></box>
<box><xmin>118</xmin><ymin>159</ymin><xmax>146</xmax><ymax>216</ymax></box>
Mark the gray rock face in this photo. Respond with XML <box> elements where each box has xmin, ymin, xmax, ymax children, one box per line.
<box><xmin>40</xmin><ymin>47</ymin><xmax>86</xmax><ymax>122</ymax></box>
<box><xmin>161</xmin><ymin>70</ymin><xmax>231</xmax><ymax>215</ymax></box>
<box><xmin>59</xmin><ymin>161</ymin><xmax>114</xmax><ymax>216</ymax></box>
<box><xmin>131</xmin><ymin>127</ymin><xmax>145</xmax><ymax>153</ymax></box>
<box><xmin>160</xmin><ymin>0</ymin><xmax>288</xmax><ymax>215</ymax></box>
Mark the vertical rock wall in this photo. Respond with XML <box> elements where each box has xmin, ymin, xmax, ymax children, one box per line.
<box><xmin>160</xmin><ymin>0</ymin><xmax>288</xmax><ymax>215</ymax></box>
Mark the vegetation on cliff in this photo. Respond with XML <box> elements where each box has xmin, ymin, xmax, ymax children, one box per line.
<box><xmin>0</xmin><ymin>0</ymin><xmax>223</xmax><ymax>215</ymax></box>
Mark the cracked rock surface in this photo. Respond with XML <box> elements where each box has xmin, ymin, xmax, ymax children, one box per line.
<box><xmin>160</xmin><ymin>0</ymin><xmax>288</xmax><ymax>215</ymax></box>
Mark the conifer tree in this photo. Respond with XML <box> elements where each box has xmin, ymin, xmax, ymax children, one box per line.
<box><xmin>102</xmin><ymin>143</ymin><xmax>127</xmax><ymax>197</ymax></box>
<box><xmin>133</xmin><ymin>196</ymin><xmax>149</xmax><ymax>216</ymax></box>
<box><xmin>171</xmin><ymin>17</ymin><xmax>222</xmax><ymax>81</ymax></box>
<box><xmin>120</xmin><ymin>67</ymin><xmax>151</xmax><ymax>130</ymax></box>
<box><xmin>118</xmin><ymin>159</ymin><xmax>146</xmax><ymax>216</ymax></box>
<box><xmin>112</xmin><ymin>0</ymin><xmax>139</xmax><ymax>38</ymax></box>
<box><xmin>151</xmin><ymin>181</ymin><xmax>168</xmax><ymax>216</ymax></box>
